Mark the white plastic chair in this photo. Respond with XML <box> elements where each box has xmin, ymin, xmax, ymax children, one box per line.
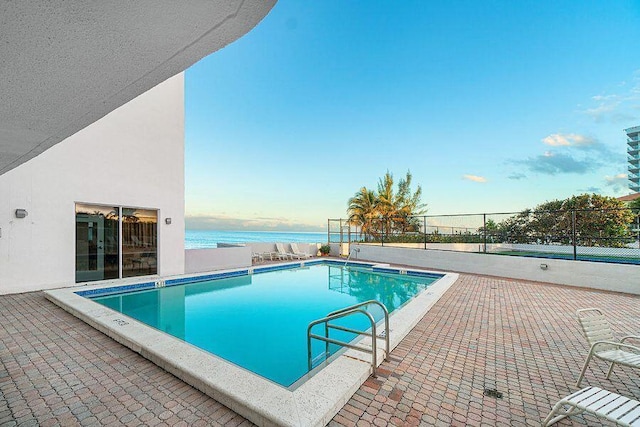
<box><xmin>576</xmin><ymin>308</ymin><xmax>640</xmax><ymax>387</ymax></box>
<box><xmin>543</xmin><ymin>386</ymin><xmax>640</xmax><ymax>426</ymax></box>
<box><xmin>275</xmin><ymin>243</ymin><xmax>301</xmax><ymax>260</ymax></box>
<box><xmin>290</xmin><ymin>243</ymin><xmax>312</xmax><ymax>259</ymax></box>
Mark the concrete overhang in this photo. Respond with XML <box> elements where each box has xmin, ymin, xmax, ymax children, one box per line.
<box><xmin>0</xmin><ymin>0</ymin><xmax>276</xmax><ymax>175</ymax></box>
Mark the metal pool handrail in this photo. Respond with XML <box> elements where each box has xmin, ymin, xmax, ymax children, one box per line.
<box><xmin>329</xmin><ymin>300</ymin><xmax>390</xmax><ymax>362</ymax></box>
<box><xmin>307</xmin><ymin>300</ymin><xmax>389</xmax><ymax>377</ymax></box>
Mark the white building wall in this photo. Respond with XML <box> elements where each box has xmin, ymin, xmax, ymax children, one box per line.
<box><xmin>0</xmin><ymin>74</ymin><xmax>185</xmax><ymax>294</ymax></box>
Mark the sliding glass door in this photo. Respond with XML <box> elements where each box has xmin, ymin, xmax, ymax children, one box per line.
<box><xmin>76</xmin><ymin>203</ymin><xmax>157</xmax><ymax>282</ymax></box>
<box><xmin>75</xmin><ymin>204</ymin><xmax>119</xmax><ymax>282</ymax></box>
<box><xmin>122</xmin><ymin>208</ymin><xmax>157</xmax><ymax>278</ymax></box>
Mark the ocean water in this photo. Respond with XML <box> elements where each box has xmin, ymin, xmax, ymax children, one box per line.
<box><xmin>185</xmin><ymin>229</ymin><xmax>327</xmax><ymax>249</ymax></box>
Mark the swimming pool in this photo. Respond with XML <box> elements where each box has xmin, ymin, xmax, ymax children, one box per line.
<box><xmin>89</xmin><ymin>264</ymin><xmax>440</xmax><ymax>387</ymax></box>
<box><xmin>45</xmin><ymin>260</ymin><xmax>458</xmax><ymax>426</ymax></box>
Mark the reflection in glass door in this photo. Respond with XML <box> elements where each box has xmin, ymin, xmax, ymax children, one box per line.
<box><xmin>122</xmin><ymin>208</ymin><xmax>158</xmax><ymax>278</ymax></box>
<box><xmin>75</xmin><ymin>204</ymin><xmax>119</xmax><ymax>282</ymax></box>
<box><xmin>75</xmin><ymin>203</ymin><xmax>157</xmax><ymax>282</ymax></box>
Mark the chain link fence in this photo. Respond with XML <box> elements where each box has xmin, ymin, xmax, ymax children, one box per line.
<box><xmin>329</xmin><ymin>208</ymin><xmax>640</xmax><ymax>265</ymax></box>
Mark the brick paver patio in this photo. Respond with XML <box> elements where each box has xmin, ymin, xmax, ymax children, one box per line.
<box><xmin>1</xmin><ymin>273</ymin><xmax>639</xmax><ymax>426</ymax></box>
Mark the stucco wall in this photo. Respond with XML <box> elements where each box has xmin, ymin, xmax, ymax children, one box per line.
<box><xmin>185</xmin><ymin>248</ymin><xmax>251</xmax><ymax>273</ymax></box>
<box><xmin>0</xmin><ymin>74</ymin><xmax>185</xmax><ymax>294</ymax></box>
<box><xmin>353</xmin><ymin>244</ymin><xmax>640</xmax><ymax>295</ymax></box>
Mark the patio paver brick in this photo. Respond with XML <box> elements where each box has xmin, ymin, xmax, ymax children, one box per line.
<box><xmin>1</xmin><ymin>273</ymin><xmax>639</xmax><ymax>425</ymax></box>
<box><xmin>332</xmin><ymin>274</ymin><xmax>640</xmax><ymax>426</ymax></box>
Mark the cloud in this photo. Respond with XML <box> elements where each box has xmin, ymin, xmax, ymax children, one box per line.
<box><xmin>512</xmin><ymin>133</ymin><xmax>624</xmax><ymax>177</ymax></box>
<box><xmin>185</xmin><ymin>214</ymin><xmax>324</xmax><ymax>231</ymax></box>
<box><xmin>584</xmin><ymin>98</ymin><xmax>621</xmax><ymax>122</ymax></box>
<box><xmin>542</xmin><ymin>133</ymin><xmax>595</xmax><ymax>147</ymax></box>
<box><xmin>604</xmin><ymin>173</ymin><xmax>629</xmax><ymax>193</ymax></box>
<box><xmin>541</xmin><ymin>133</ymin><xmax>615</xmax><ymax>155</ymax></box>
<box><xmin>580</xmin><ymin>70</ymin><xmax>640</xmax><ymax>123</ymax></box>
<box><xmin>584</xmin><ymin>186</ymin><xmax>601</xmax><ymax>193</ymax></box>
<box><xmin>517</xmin><ymin>151</ymin><xmax>592</xmax><ymax>175</ymax></box>
<box><xmin>508</xmin><ymin>173</ymin><xmax>527</xmax><ymax>180</ymax></box>
<box><xmin>463</xmin><ymin>174</ymin><xmax>487</xmax><ymax>183</ymax></box>
<box><xmin>606</xmin><ymin>173</ymin><xmax>628</xmax><ymax>183</ymax></box>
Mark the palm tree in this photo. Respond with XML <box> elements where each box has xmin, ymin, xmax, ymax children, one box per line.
<box><xmin>347</xmin><ymin>170</ymin><xmax>427</xmax><ymax>240</ymax></box>
<box><xmin>375</xmin><ymin>172</ymin><xmax>396</xmax><ymax>239</ymax></box>
<box><xmin>394</xmin><ymin>171</ymin><xmax>426</xmax><ymax>233</ymax></box>
<box><xmin>348</xmin><ymin>187</ymin><xmax>378</xmax><ymax>241</ymax></box>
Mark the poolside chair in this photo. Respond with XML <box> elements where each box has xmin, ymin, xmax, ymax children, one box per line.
<box><xmin>543</xmin><ymin>386</ymin><xmax>640</xmax><ymax>426</ymax></box>
<box><xmin>290</xmin><ymin>243</ymin><xmax>312</xmax><ymax>259</ymax></box>
<box><xmin>275</xmin><ymin>243</ymin><xmax>301</xmax><ymax>260</ymax></box>
<box><xmin>252</xmin><ymin>252</ymin><xmax>264</xmax><ymax>263</ymax></box>
<box><xmin>575</xmin><ymin>308</ymin><xmax>640</xmax><ymax>387</ymax></box>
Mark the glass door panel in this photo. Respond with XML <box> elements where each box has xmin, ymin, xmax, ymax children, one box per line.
<box><xmin>76</xmin><ymin>204</ymin><xmax>119</xmax><ymax>282</ymax></box>
<box><xmin>122</xmin><ymin>208</ymin><xmax>157</xmax><ymax>278</ymax></box>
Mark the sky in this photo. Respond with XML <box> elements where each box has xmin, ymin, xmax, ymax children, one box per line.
<box><xmin>184</xmin><ymin>0</ymin><xmax>640</xmax><ymax>231</ymax></box>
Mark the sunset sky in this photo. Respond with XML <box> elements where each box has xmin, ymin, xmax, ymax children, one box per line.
<box><xmin>184</xmin><ymin>0</ymin><xmax>640</xmax><ymax>231</ymax></box>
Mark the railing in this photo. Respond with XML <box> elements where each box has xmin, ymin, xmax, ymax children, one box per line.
<box><xmin>307</xmin><ymin>300</ymin><xmax>389</xmax><ymax>377</ymax></box>
<box><xmin>329</xmin><ymin>207</ymin><xmax>640</xmax><ymax>265</ymax></box>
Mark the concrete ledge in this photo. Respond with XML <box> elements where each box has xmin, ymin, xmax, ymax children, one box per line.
<box><xmin>185</xmin><ymin>247</ymin><xmax>251</xmax><ymax>273</ymax></box>
<box><xmin>354</xmin><ymin>245</ymin><xmax>639</xmax><ymax>295</ymax></box>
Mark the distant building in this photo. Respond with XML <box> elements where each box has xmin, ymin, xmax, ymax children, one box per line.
<box><xmin>627</xmin><ymin>125</ymin><xmax>640</xmax><ymax>193</ymax></box>
<box><xmin>618</xmin><ymin>193</ymin><xmax>640</xmax><ymax>204</ymax></box>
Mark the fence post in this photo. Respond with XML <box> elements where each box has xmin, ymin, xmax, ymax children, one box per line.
<box><xmin>423</xmin><ymin>216</ymin><xmax>427</xmax><ymax>250</ymax></box>
<box><xmin>571</xmin><ymin>210</ymin><xmax>577</xmax><ymax>260</ymax></box>
<box><xmin>483</xmin><ymin>213</ymin><xmax>487</xmax><ymax>253</ymax></box>
<box><xmin>637</xmin><ymin>213</ymin><xmax>639</xmax><ymax>250</ymax></box>
<box><xmin>340</xmin><ymin>218</ymin><xmax>345</xmax><ymax>256</ymax></box>
<box><xmin>327</xmin><ymin>219</ymin><xmax>330</xmax><ymax>244</ymax></box>
<box><xmin>381</xmin><ymin>218</ymin><xmax>384</xmax><ymax>247</ymax></box>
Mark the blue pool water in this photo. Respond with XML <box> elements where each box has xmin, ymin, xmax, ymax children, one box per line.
<box><xmin>91</xmin><ymin>263</ymin><xmax>440</xmax><ymax>387</ymax></box>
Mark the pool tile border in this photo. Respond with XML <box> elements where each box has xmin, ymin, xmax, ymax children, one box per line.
<box><xmin>75</xmin><ymin>260</ymin><xmax>381</xmax><ymax>299</ymax></box>
<box><xmin>75</xmin><ymin>281</ymin><xmax>157</xmax><ymax>297</ymax></box>
<box><xmin>45</xmin><ymin>260</ymin><xmax>458</xmax><ymax>427</ymax></box>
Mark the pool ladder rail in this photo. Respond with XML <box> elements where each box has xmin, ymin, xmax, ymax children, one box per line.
<box><xmin>344</xmin><ymin>247</ymin><xmax>360</xmax><ymax>266</ymax></box>
<box><xmin>306</xmin><ymin>300</ymin><xmax>389</xmax><ymax>377</ymax></box>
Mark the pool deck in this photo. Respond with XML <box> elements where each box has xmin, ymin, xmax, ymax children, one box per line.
<box><xmin>2</xmin><ymin>271</ymin><xmax>640</xmax><ymax>426</ymax></box>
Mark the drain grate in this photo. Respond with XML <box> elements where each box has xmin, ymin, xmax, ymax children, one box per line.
<box><xmin>484</xmin><ymin>388</ymin><xmax>503</xmax><ymax>399</ymax></box>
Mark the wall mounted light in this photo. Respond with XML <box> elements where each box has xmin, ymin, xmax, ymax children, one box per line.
<box><xmin>15</xmin><ymin>209</ymin><xmax>28</xmax><ymax>219</ymax></box>
<box><xmin>165</xmin><ymin>218</ymin><xmax>172</xmax><ymax>225</ymax></box>
<box><xmin>540</xmin><ymin>263</ymin><xmax>548</xmax><ymax>270</ymax></box>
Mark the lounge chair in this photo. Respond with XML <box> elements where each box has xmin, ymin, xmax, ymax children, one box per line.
<box><xmin>275</xmin><ymin>242</ymin><xmax>302</xmax><ymax>260</ymax></box>
<box><xmin>575</xmin><ymin>308</ymin><xmax>640</xmax><ymax>387</ymax></box>
<box><xmin>290</xmin><ymin>243</ymin><xmax>312</xmax><ymax>259</ymax></box>
<box><xmin>260</xmin><ymin>251</ymin><xmax>279</xmax><ymax>261</ymax></box>
<box><xmin>543</xmin><ymin>386</ymin><xmax>640</xmax><ymax>426</ymax></box>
